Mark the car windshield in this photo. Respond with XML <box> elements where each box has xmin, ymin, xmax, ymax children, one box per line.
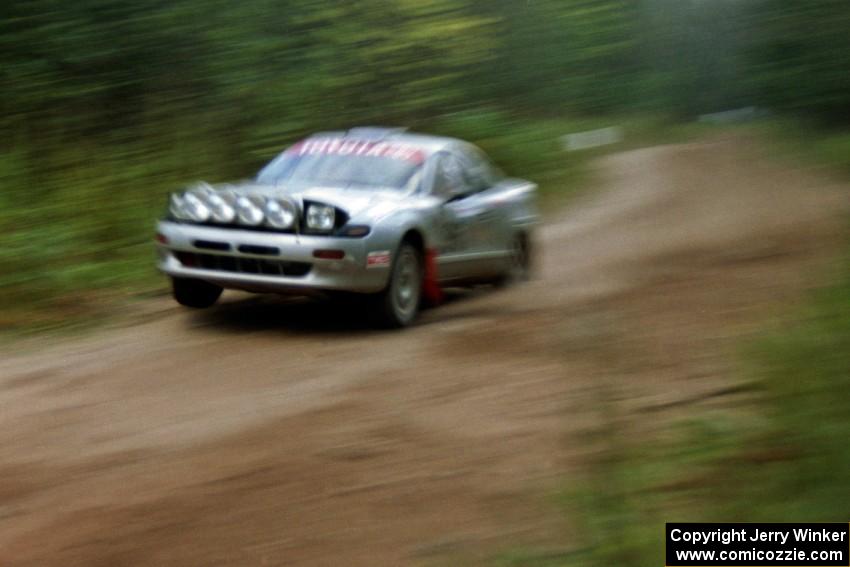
<box><xmin>256</xmin><ymin>138</ymin><xmax>425</xmax><ymax>191</ymax></box>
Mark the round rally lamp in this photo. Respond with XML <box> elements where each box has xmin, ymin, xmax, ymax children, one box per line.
<box><xmin>183</xmin><ymin>190</ymin><xmax>211</xmax><ymax>223</ymax></box>
<box><xmin>169</xmin><ymin>193</ymin><xmax>191</xmax><ymax>220</ymax></box>
<box><xmin>306</xmin><ymin>204</ymin><xmax>335</xmax><ymax>231</ymax></box>
<box><xmin>207</xmin><ymin>191</ymin><xmax>236</xmax><ymax>224</ymax></box>
<box><xmin>235</xmin><ymin>195</ymin><xmax>264</xmax><ymax>226</ymax></box>
<box><xmin>265</xmin><ymin>198</ymin><xmax>297</xmax><ymax>229</ymax></box>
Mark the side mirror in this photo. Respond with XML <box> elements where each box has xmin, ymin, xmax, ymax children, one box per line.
<box><xmin>444</xmin><ymin>185</ymin><xmax>467</xmax><ymax>203</ymax></box>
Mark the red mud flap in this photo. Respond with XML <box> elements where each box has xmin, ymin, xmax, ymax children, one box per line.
<box><xmin>422</xmin><ymin>248</ymin><xmax>443</xmax><ymax>305</ymax></box>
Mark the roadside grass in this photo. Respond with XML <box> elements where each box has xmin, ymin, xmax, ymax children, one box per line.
<box><xmin>754</xmin><ymin>119</ymin><xmax>850</xmax><ymax>176</ymax></box>
<box><xmin>493</xmin><ymin>125</ymin><xmax>850</xmax><ymax>566</ymax></box>
<box><xmin>1</xmin><ymin>112</ymin><xmax>695</xmax><ymax>336</ymax></box>
<box><xmin>586</xmin><ymin>253</ymin><xmax>850</xmax><ymax>561</ymax></box>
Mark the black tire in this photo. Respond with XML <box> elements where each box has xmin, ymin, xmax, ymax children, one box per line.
<box><xmin>373</xmin><ymin>242</ymin><xmax>422</xmax><ymax>328</ymax></box>
<box><xmin>171</xmin><ymin>277</ymin><xmax>223</xmax><ymax>308</ymax></box>
<box><xmin>494</xmin><ymin>232</ymin><xmax>532</xmax><ymax>288</ymax></box>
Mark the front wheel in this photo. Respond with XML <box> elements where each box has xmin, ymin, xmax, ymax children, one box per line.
<box><xmin>372</xmin><ymin>243</ymin><xmax>422</xmax><ymax>328</ymax></box>
<box><xmin>171</xmin><ymin>277</ymin><xmax>223</xmax><ymax>308</ymax></box>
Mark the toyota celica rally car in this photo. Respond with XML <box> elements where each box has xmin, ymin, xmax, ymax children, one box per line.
<box><xmin>156</xmin><ymin>127</ymin><xmax>538</xmax><ymax>327</ymax></box>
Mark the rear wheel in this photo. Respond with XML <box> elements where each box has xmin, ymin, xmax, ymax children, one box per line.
<box><xmin>495</xmin><ymin>232</ymin><xmax>531</xmax><ymax>287</ymax></box>
<box><xmin>373</xmin><ymin>243</ymin><xmax>422</xmax><ymax>328</ymax></box>
<box><xmin>171</xmin><ymin>277</ymin><xmax>223</xmax><ymax>308</ymax></box>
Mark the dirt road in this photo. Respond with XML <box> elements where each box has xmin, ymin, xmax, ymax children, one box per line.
<box><xmin>1</xmin><ymin>135</ymin><xmax>847</xmax><ymax>566</ymax></box>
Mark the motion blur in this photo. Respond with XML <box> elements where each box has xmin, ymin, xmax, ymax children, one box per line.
<box><xmin>1</xmin><ymin>1</ymin><xmax>849</xmax><ymax>566</ymax></box>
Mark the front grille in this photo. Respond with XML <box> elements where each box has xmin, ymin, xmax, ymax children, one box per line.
<box><xmin>175</xmin><ymin>252</ymin><xmax>311</xmax><ymax>277</ymax></box>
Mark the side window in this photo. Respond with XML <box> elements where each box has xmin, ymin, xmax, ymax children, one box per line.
<box><xmin>431</xmin><ymin>153</ymin><xmax>468</xmax><ymax>199</ymax></box>
<box><xmin>459</xmin><ymin>145</ymin><xmax>502</xmax><ymax>192</ymax></box>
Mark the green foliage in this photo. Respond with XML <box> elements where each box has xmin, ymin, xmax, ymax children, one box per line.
<box><xmin>748</xmin><ymin>0</ymin><xmax>850</xmax><ymax>123</ymax></box>
<box><xmin>745</xmin><ymin>260</ymin><xmax>850</xmax><ymax>518</ymax></box>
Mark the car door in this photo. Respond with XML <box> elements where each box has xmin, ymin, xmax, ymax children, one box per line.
<box><xmin>431</xmin><ymin>151</ymin><xmax>496</xmax><ymax>281</ymax></box>
<box><xmin>456</xmin><ymin>145</ymin><xmax>512</xmax><ymax>272</ymax></box>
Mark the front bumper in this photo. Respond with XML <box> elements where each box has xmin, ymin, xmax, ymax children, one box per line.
<box><xmin>156</xmin><ymin>221</ymin><xmax>391</xmax><ymax>294</ymax></box>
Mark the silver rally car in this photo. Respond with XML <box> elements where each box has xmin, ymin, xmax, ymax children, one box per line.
<box><xmin>156</xmin><ymin>127</ymin><xmax>538</xmax><ymax>327</ymax></box>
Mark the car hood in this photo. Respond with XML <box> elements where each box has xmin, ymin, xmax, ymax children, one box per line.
<box><xmin>212</xmin><ymin>180</ymin><xmax>408</xmax><ymax>220</ymax></box>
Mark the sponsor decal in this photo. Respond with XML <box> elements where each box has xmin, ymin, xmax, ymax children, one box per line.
<box><xmin>289</xmin><ymin>139</ymin><xmax>425</xmax><ymax>164</ymax></box>
<box><xmin>366</xmin><ymin>250</ymin><xmax>392</xmax><ymax>268</ymax></box>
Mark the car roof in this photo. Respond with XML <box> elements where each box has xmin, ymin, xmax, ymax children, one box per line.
<box><xmin>305</xmin><ymin>127</ymin><xmax>460</xmax><ymax>157</ymax></box>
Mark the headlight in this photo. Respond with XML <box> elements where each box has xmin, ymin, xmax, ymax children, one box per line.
<box><xmin>235</xmin><ymin>195</ymin><xmax>265</xmax><ymax>226</ymax></box>
<box><xmin>207</xmin><ymin>191</ymin><xmax>236</xmax><ymax>224</ymax></box>
<box><xmin>306</xmin><ymin>204</ymin><xmax>335</xmax><ymax>231</ymax></box>
<box><xmin>183</xmin><ymin>190</ymin><xmax>211</xmax><ymax>223</ymax></box>
<box><xmin>265</xmin><ymin>198</ymin><xmax>297</xmax><ymax>229</ymax></box>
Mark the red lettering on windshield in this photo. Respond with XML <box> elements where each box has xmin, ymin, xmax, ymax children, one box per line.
<box><xmin>288</xmin><ymin>139</ymin><xmax>425</xmax><ymax>164</ymax></box>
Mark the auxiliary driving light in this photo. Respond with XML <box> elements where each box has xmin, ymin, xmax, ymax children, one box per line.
<box><xmin>235</xmin><ymin>195</ymin><xmax>265</xmax><ymax>226</ymax></box>
<box><xmin>170</xmin><ymin>193</ymin><xmax>190</xmax><ymax>220</ymax></box>
<box><xmin>265</xmin><ymin>198</ymin><xmax>297</xmax><ymax>229</ymax></box>
<box><xmin>207</xmin><ymin>191</ymin><xmax>236</xmax><ymax>224</ymax></box>
<box><xmin>183</xmin><ymin>191</ymin><xmax>211</xmax><ymax>223</ymax></box>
